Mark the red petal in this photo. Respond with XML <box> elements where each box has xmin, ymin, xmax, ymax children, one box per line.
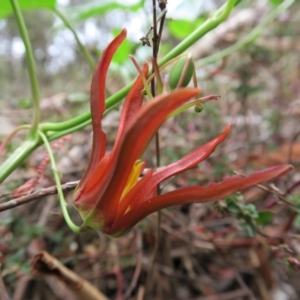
<box><xmin>98</xmin><ymin>88</ymin><xmax>200</xmax><ymax>226</ymax></box>
<box><xmin>90</xmin><ymin>28</ymin><xmax>126</xmax><ymax>165</ymax></box>
<box><xmin>110</xmin><ymin>165</ymin><xmax>293</xmax><ymax>235</ymax></box>
<box><xmin>76</xmin><ymin>29</ymin><xmax>127</xmax><ymax>196</ymax></box>
<box><xmin>114</xmin><ymin>62</ymin><xmax>149</xmax><ymax>146</ymax></box>
<box><xmin>134</xmin><ymin>124</ymin><xmax>231</xmax><ymax>204</ymax></box>
<box><xmin>74</xmin><ymin>154</ymin><xmax>111</xmax><ymax>212</ymax></box>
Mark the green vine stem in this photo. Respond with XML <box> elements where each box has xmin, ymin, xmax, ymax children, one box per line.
<box><xmin>0</xmin><ymin>138</ymin><xmax>40</xmax><ymax>183</ymax></box>
<box><xmin>197</xmin><ymin>0</ymin><xmax>295</xmax><ymax>68</ymax></box>
<box><xmin>9</xmin><ymin>0</ymin><xmax>41</xmax><ymax>137</ymax></box>
<box><xmin>46</xmin><ymin>103</ymin><xmax>119</xmax><ymax>141</ymax></box>
<box><xmin>39</xmin><ymin>86</ymin><xmax>129</xmax><ymax>133</ymax></box>
<box><xmin>37</xmin><ymin>130</ymin><xmax>82</xmax><ymax>233</ymax></box>
<box><xmin>53</xmin><ymin>7</ymin><xmax>96</xmax><ymax>70</ymax></box>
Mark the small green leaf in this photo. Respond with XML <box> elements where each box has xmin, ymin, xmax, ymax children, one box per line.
<box><xmin>242</xmin><ymin>204</ymin><xmax>258</xmax><ymax>218</ymax></box>
<box><xmin>226</xmin><ymin>198</ymin><xmax>241</xmax><ymax>214</ymax></box>
<box><xmin>256</xmin><ymin>211</ymin><xmax>274</xmax><ymax>226</ymax></box>
<box><xmin>168</xmin><ymin>19</ymin><xmax>204</xmax><ymax>39</ymax></box>
<box><xmin>235</xmin><ymin>194</ymin><xmax>244</xmax><ymax>202</ymax></box>
<box><xmin>0</xmin><ymin>0</ymin><xmax>56</xmax><ymax>19</ymax></box>
<box><xmin>63</xmin><ymin>0</ymin><xmax>145</xmax><ymax>24</ymax></box>
<box><xmin>241</xmin><ymin>221</ymin><xmax>256</xmax><ymax>237</ymax></box>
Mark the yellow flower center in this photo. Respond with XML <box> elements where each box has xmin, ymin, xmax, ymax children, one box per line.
<box><xmin>120</xmin><ymin>160</ymin><xmax>144</xmax><ymax>201</ymax></box>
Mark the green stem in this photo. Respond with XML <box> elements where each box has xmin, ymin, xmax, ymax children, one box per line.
<box><xmin>53</xmin><ymin>7</ymin><xmax>96</xmax><ymax>70</ymax></box>
<box><xmin>39</xmin><ymin>84</ymin><xmax>130</xmax><ymax>132</ymax></box>
<box><xmin>0</xmin><ymin>138</ymin><xmax>39</xmax><ymax>183</ymax></box>
<box><xmin>9</xmin><ymin>0</ymin><xmax>40</xmax><ymax>137</ymax></box>
<box><xmin>197</xmin><ymin>0</ymin><xmax>295</xmax><ymax>67</ymax></box>
<box><xmin>46</xmin><ymin>102</ymin><xmax>119</xmax><ymax>141</ymax></box>
<box><xmin>37</xmin><ymin>130</ymin><xmax>82</xmax><ymax>233</ymax></box>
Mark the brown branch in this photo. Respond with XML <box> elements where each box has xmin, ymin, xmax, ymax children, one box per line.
<box><xmin>0</xmin><ymin>181</ymin><xmax>78</xmax><ymax>212</ymax></box>
<box><xmin>32</xmin><ymin>251</ymin><xmax>109</xmax><ymax>300</ymax></box>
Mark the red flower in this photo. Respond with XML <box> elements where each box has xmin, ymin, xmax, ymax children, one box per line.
<box><xmin>73</xmin><ymin>29</ymin><xmax>292</xmax><ymax>236</ymax></box>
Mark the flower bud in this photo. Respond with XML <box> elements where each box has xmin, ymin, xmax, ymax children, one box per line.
<box><xmin>194</xmin><ymin>103</ymin><xmax>204</xmax><ymax>113</ymax></box>
<box><xmin>169</xmin><ymin>55</ymin><xmax>195</xmax><ymax>90</ymax></box>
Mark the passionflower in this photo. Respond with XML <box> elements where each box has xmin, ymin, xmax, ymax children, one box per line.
<box><xmin>73</xmin><ymin>29</ymin><xmax>292</xmax><ymax>236</ymax></box>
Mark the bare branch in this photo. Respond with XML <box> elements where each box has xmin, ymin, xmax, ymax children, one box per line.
<box><xmin>0</xmin><ymin>181</ymin><xmax>78</xmax><ymax>212</ymax></box>
<box><xmin>32</xmin><ymin>251</ymin><xmax>109</xmax><ymax>300</ymax></box>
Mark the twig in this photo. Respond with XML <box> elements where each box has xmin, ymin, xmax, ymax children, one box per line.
<box><xmin>0</xmin><ymin>181</ymin><xmax>78</xmax><ymax>212</ymax></box>
<box><xmin>256</xmin><ymin>245</ymin><xmax>273</xmax><ymax>289</ymax></box>
<box><xmin>12</xmin><ymin>275</ymin><xmax>31</xmax><ymax>300</ymax></box>
<box><xmin>233</xmin><ymin>170</ymin><xmax>296</xmax><ymax>208</ymax></box>
<box><xmin>137</xmin><ymin>286</ymin><xmax>145</xmax><ymax>300</ymax></box>
<box><xmin>145</xmin><ymin>0</ymin><xmax>166</xmax><ymax>295</ymax></box>
<box><xmin>109</xmin><ymin>241</ymin><xmax>123</xmax><ymax>300</ymax></box>
<box><xmin>32</xmin><ymin>251</ymin><xmax>109</xmax><ymax>300</ymax></box>
<box><xmin>235</xmin><ymin>271</ymin><xmax>257</xmax><ymax>300</ymax></box>
<box><xmin>140</xmin><ymin>8</ymin><xmax>167</xmax><ymax>47</ymax></box>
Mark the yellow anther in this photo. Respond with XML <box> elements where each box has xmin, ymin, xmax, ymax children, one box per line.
<box><xmin>121</xmin><ymin>160</ymin><xmax>144</xmax><ymax>200</ymax></box>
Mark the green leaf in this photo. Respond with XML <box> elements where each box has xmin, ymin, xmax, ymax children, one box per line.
<box><xmin>241</xmin><ymin>221</ymin><xmax>256</xmax><ymax>237</ymax></box>
<box><xmin>0</xmin><ymin>0</ymin><xmax>56</xmax><ymax>19</ymax></box>
<box><xmin>235</xmin><ymin>194</ymin><xmax>244</xmax><ymax>202</ymax></box>
<box><xmin>63</xmin><ymin>0</ymin><xmax>145</xmax><ymax>24</ymax></box>
<box><xmin>226</xmin><ymin>198</ymin><xmax>241</xmax><ymax>214</ymax></box>
<box><xmin>256</xmin><ymin>211</ymin><xmax>274</xmax><ymax>226</ymax></box>
<box><xmin>168</xmin><ymin>19</ymin><xmax>205</xmax><ymax>39</ymax></box>
<box><xmin>242</xmin><ymin>204</ymin><xmax>258</xmax><ymax>218</ymax></box>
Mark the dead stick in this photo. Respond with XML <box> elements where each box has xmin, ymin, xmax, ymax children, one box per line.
<box><xmin>32</xmin><ymin>251</ymin><xmax>109</xmax><ymax>300</ymax></box>
<box><xmin>0</xmin><ymin>181</ymin><xmax>78</xmax><ymax>212</ymax></box>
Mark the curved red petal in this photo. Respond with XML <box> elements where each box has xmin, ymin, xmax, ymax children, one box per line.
<box><xmin>76</xmin><ymin>29</ymin><xmax>127</xmax><ymax>196</ymax></box>
<box><xmin>114</xmin><ymin>62</ymin><xmax>149</xmax><ymax>146</ymax></box>
<box><xmin>98</xmin><ymin>88</ymin><xmax>200</xmax><ymax>226</ymax></box>
<box><xmin>133</xmin><ymin>124</ymin><xmax>231</xmax><ymax>204</ymax></box>
<box><xmin>109</xmin><ymin>164</ymin><xmax>293</xmax><ymax>235</ymax></box>
<box><xmin>73</xmin><ymin>154</ymin><xmax>111</xmax><ymax>211</ymax></box>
